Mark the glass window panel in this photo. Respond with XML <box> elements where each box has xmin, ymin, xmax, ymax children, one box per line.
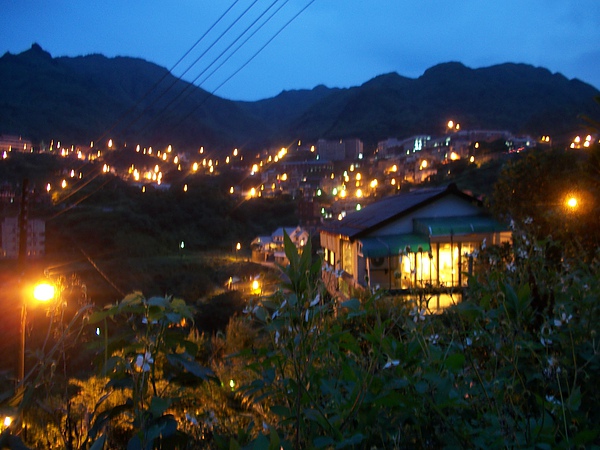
<box><xmin>438</xmin><ymin>243</ymin><xmax>460</xmax><ymax>287</ymax></box>
<box><xmin>342</xmin><ymin>241</ymin><xmax>353</xmax><ymax>275</ymax></box>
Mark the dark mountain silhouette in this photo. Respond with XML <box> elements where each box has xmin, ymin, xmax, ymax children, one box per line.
<box><xmin>1</xmin><ymin>44</ymin><xmax>598</xmax><ymax>153</ymax></box>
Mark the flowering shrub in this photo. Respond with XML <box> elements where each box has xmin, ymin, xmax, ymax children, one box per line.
<box><xmin>2</xmin><ymin>227</ymin><xmax>598</xmax><ymax>449</ymax></box>
<box><xmin>229</xmin><ymin>229</ymin><xmax>600</xmax><ymax>449</ymax></box>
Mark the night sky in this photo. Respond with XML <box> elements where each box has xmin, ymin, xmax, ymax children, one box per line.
<box><xmin>1</xmin><ymin>1</ymin><xmax>599</xmax><ymax>101</ymax></box>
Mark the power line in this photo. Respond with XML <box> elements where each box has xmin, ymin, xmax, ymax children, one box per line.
<box><xmin>138</xmin><ymin>0</ymin><xmax>288</xmax><ymax>137</ymax></box>
<box><xmin>172</xmin><ymin>0</ymin><xmax>316</xmax><ymax>135</ymax></box>
<box><xmin>48</xmin><ymin>1</ymin><xmax>258</xmax><ymax>213</ymax></box>
<box><xmin>122</xmin><ymin>0</ymin><xmax>262</xmax><ymax>134</ymax></box>
<box><xmin>48</xmin><ymin>0</ymin><xmax>317</xmax><ymax>216</ymax></box>
<box><xmin>94</xmin><ymin>0</ymin><xmax>243</xmax><ymax>146</ymax></box>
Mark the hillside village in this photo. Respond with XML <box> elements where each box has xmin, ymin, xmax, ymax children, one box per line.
<box><xmin>0</xmin><ymin>124</ymin><xmax>595</xmax><ymax>262</ymax></box>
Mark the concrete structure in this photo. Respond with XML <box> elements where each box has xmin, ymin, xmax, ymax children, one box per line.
<box><xmin>0</xmin><ymin>135</ymin><xmax>33</xmax><ymax>153</ymax></box>
<box><xmin>317</xmin><ymin>138</ymin><xmax>363</xmax><ymax>161</ymax></box>
<box><xmin>251</xmin><ymin>226</ymin><xmax>310</xmax><ymax>264</ymax></box>
<box><xmin>1</xmin><ymin>217</ymin><xmax>46</xmax><ymax>258</ymax></box>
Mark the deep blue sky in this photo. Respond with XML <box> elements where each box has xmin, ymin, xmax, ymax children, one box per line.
<box><xmin>1</xmin><ymin>1</ymin><xmax>599</xmax><ymax>101</ymax></box>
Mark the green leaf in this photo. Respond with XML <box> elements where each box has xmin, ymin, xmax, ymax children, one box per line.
<box><xmin>340</xmin><ymin>298</ymin><xmax>361</xmax><ymax>311</ymax></box>
<box><xmin>444</xmin><ymin>353</ymin><xmax>466</xmax><ymax>372</ymax></box>
<box><xmin>251</xmin><ymin>433</ymin><xmax>270</xmax><ymax>450</ymax></box>
<box><xmin>270</xmin><ymin>405</ymin><xmax>291</xmax><ymax>418</ymax></box>
<box><xmin>574</xmin><ymin>428</ymin><xmax>599</xmax><ymax>446</ymax></box>
<box><xmin>149</xmin><ymin>396</ymin><xmax>172</xmax><ymax>417</ymax></box>
<box><xmin>147</xmin><ymin>296</ymin><xmax>169</xmax><ymax>307</ymax></box>
<box><xmin>566</xmin><ymin>386</ymin><xmax>581</xmax><ymax>411</ymax></box>
<box><xmin>88</xmin><ymin>309</ymin><xmax>112</xmax><ymax>324</ymax></box>
<box><xmin>389</xmin><ymin>378</ymin><xmax>410</xmax><ymax>389</ymax></box>
<box><xmin>335</xmin><ymin>433</ymin><xmax>365</xmax><ymax>449</ymax></box>
<box><xmin>166</xmin><ymin>353</ymin><xmax>217</xmax><ymax>381</ymax></box>
<box><xmin>254</xmin><ymin>306</ymin><xmax>267</xmax><ymax>322</ymax></box>
<box><xmin>415</xmin><ymin>380</ymin><xmax>428</xmax><ymax>394</ymax></box>
<box><xmin>314</xmin><ymin>436</ymin><xmax>335</xmax><ymax>448</ymax></box>
<box><xmin>228</xmin><ymin>439</ymin><xmax>242</xmax><ymax>450</ymax></box>
<box><xmin>88</xmin><ymin>434</ymin><xmax>107</xmax><ymax>450</ymax></box>
<box><xmin>126</xmin><ymin>434</ymin><xmax>142</xmax><ymax>450</ymax></box>
<box><xmin>89</xmin><ymin>399</ymin><xmax>133</xmax><ymax>439</ymax></box>
<box><xmin>283</xmin><ymin>231</ymin><xmax>299</xmax><ymax>271</ymax></box>
<box><xmin>147</xmin><ymin>305</ymin><xmax>164</xmax><ymax>321</ymax></box>
<box><xmin>269</xmin><ymin>428</ymin><xmax>281</xmax><ymax>449</ymax></box>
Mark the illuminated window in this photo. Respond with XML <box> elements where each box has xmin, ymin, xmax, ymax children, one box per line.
<box><xmin>342</xmin><ymin>241</ymin><xmax>353</xmax><ymax>275</ymax></box>
<box><xmin>438</xmin><ymin>243</ymin><xmax>459</xmax><ymax>287</ymax></box>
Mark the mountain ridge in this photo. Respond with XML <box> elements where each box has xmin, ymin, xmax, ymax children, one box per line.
<box><xmin>1</xmin><ymin>44</ymin><xmax>598</xmax><ymax>153</ymax></box>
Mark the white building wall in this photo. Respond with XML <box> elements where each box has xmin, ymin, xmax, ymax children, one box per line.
<box><xmin>1</xmin><ymin>217</ymin><xmax>45</xmax><ymax>258</ymax></box>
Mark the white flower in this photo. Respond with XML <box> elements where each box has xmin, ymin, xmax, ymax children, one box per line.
<box><xmin>409</xmin><ymin>307</ymin><xmax>426</xmax><ymax>322</ymax></box>
<box><xmin>185</xmin><ymin>413</ymin><xmax>198</xmax><ymax>426</ymax></box>
<box><xmin>466</xmin><ymin>337</ymin><xmax>473</xmax><ymax>346</ymax></box>
<box><xmin>309</xmin><ymin>294</ymin><xmax>320</xmax><ymax>307</ymax></box>
<box><xmin>383</xmin><ymin>359</ymin><xmax>400</xmax><ymax>369</ymax></box>
<box><xmin>428</xmin><ymin>334</ymin><xmax>440</xmax><ymax>345</ymax></box>
<box><xmin>135</xmin><ymin>351</ymin><xmax>153</xmax><ymax>372</ymax></box>
<box><xmin>553</xmin><ymin>312</ymin><xmax>572</xmax><ymax>328</ymax></box>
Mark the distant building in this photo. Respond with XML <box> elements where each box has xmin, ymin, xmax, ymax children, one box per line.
<box><xmin>1</xmin><ymin>217</ymin><xmax>46</xmax><ymax>259</ymax></box>
<box><xmin>0</xmin><ymin>135</ymin><xmax>33</xmax><ymax>153</ymax></box>
<box><xmin>317</xmin><ymin>138</ymin><xmax>363</xmax><ymax>161</ymax></box>
<box><xmin>377</xmin><ymin>136</ymin><xmax>431</xmax><ymax>158</ymax></box>
<box><xmin>251</xmin><ymin>226</ymin><xmax>310</xmax><ymax>264</ymax></box>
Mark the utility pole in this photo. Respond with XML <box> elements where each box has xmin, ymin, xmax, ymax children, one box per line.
<box><xmin>17</xmin><ymin>178</ymin><xmax>29</xmax><ymax>383</ymax></box>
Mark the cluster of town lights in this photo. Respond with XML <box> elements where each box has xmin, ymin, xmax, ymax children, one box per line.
<box><xmin>570</xmin><ymin>135</ymin><xmax>594</xmax><ymax>149</ymax></box>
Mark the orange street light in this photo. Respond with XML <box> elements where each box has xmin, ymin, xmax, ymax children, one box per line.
<box><xmin>33</xmin><ymin>282</ymin><xmax>55</xmax><ymax>302</ymax></box>
<box><xmin>19</xmin><ymin>281</ymin><xmax>56</xmax><ymax>382</ymax></box>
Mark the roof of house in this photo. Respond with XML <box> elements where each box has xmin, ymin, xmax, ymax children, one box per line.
<box><xmin>272</xmin><ymin>226</ymin><xmax>299</xmax><ymax>238</ymax></box>
<box><xmin>251</xmin><ymin>236</ymin><xmax>272</xmax><ymax>246</ymax></box>
<box><xmin>321</xmin><ymin>184</ymin><xmax>483</xmax><ymax>239</ymax></box>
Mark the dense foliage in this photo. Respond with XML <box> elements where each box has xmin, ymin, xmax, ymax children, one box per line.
<box><xmin>1</xmin><ymin>225</ymin><xmax>598</xmax><ymax>449</ymax></box>
<box><xmin>492</xmin><ymin>146</ymin><xmax>600</xmax><ymax>261</ymax></box>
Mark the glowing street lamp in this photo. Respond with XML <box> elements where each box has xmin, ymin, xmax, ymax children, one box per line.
<box><xmin>19</xmin><ymin>281</ymin><xmax>56</xmax><ymax>382</ymax></box>
<box><xmin>252</xmin><ymin>279</ymin><xmax>261</xmax><ymax>295</ymax></box>
<box><xmin>566</xmin><ymin>196</ymin><xmax>578</xmax><ymax>210</ymax></box>
<box><xmin>33</xmin><ymin>283</ymin><xmax>56</xmax><ymax>302</ymax></box>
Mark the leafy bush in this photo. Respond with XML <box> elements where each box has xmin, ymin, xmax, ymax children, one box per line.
<box><xmin>2</xmin><ymin>227</ymin><xmax>598</xmax><ymax>449</ymax></box>
<box><xmin>229</xmin><ymin>229</ymin><xmax>600</xmax><ymax>449</ymax></box>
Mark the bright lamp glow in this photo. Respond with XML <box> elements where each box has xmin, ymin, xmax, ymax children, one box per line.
<box><xmin>33</xmin><ymin>283</ymin><xmax>55</xmax><ymax>302</ymax></box>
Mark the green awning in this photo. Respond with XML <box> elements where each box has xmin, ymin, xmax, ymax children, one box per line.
<box><xmin>414</xmin><ymin>216</ymin><xmax>508</xmax><ymax>237</ymax></box>
<box><xmin>360</xmin><ymin>234</ymin><xmax>431</xmax><ymax>258</ymax></box>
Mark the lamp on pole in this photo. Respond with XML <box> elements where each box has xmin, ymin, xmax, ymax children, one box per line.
<box><xmin>18</xmin><ymin>282</ymin><xmax>55</xmax><ymax>383</ymax></box>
